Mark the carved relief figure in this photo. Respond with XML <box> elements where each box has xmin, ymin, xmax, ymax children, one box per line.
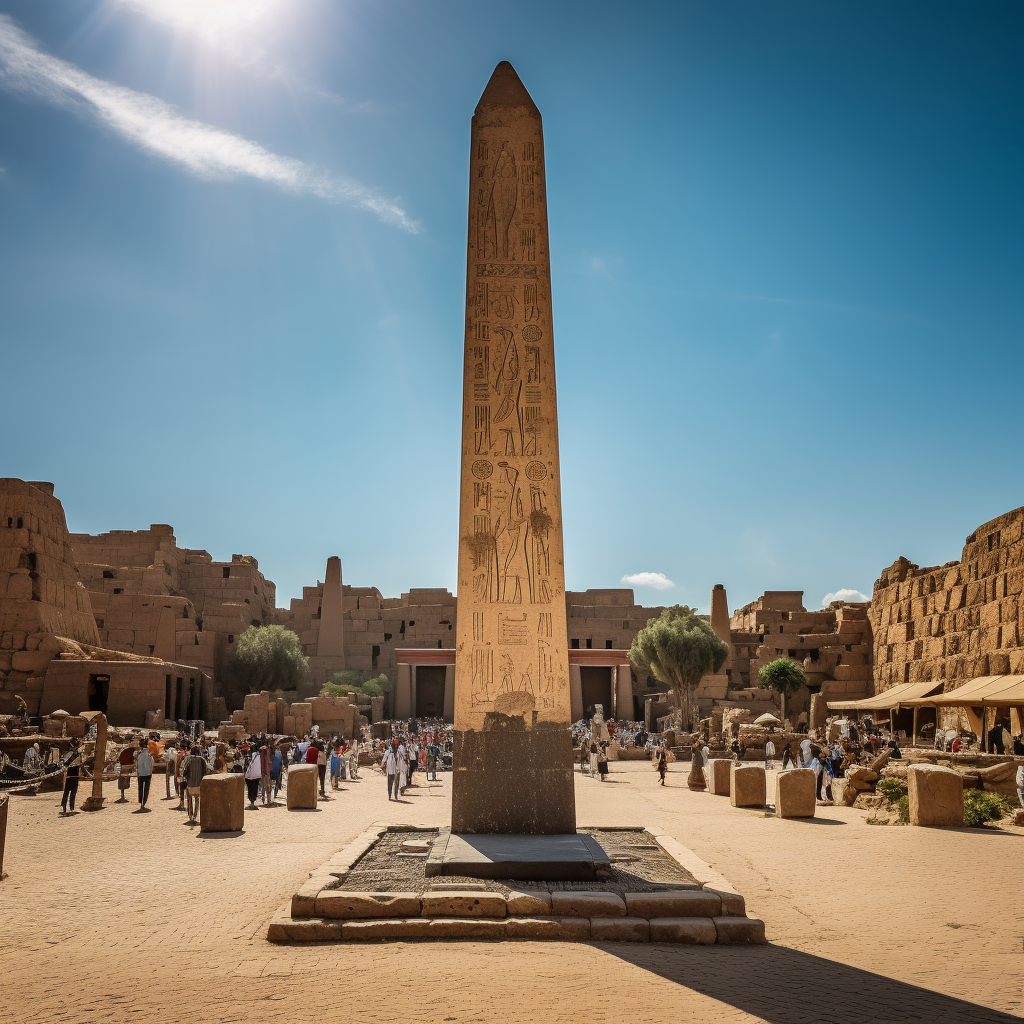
<box><xmin>493</xmin><ymin>463</ymin><xmax>532</xmax><ymax>604</ymax></box>
<box><xmin>485</xmin><ymin>143</ymin><xmax>518</xmax><ymax>260</ymax></box>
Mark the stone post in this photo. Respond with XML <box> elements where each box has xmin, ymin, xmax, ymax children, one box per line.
<box><xmin>0</xmin><ymin>792</ymin><xmax>8</xmax><ymax>879</ymax></box>
<box><xmin>81</xmin><ymin>712</ymin><xmax>107</xmax><ymax>812</ymax></box>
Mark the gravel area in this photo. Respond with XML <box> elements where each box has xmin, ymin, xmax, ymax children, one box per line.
<box><xmin>338</xmin><ymin>827</ymin><xmax>698</xmax><ymax>894</ymax></box>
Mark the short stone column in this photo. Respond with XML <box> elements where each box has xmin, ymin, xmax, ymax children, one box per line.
<box><xmin>81</xmin><ymin>712</ymin><xmax>108</xmax><ymax>812</ymax></box>
<box><xmin>705</xmin><ymin>758</ymin><xmax>732</xmax><ymax>795</ymax></box>
<box><xmin>730</xmin><ymin>764</ymin><xmax>766</xmax><ymax>808</ymax></box>
<box><xmin>287</xmin><ymin>764</ymin><xmax>319</xmax><ymax>810</ymax></box>
<box><xmin>200</xmin><ymin>773</ymin><xmax>245</xmax><ymax>833</ymax></box>
<box><xmin>0</xmin><ymin>793</ymin><xmax>8</xmax><ymax>880</ymax></box>
<box><xmin>775</xmin><ymin>768</ymin><xmax>816</xmax><ymax>818</ymax></box>
<box><xmin>908</xmin><ymin>764</ymin><xmax>964</xmax><ymax>826</ymax></box>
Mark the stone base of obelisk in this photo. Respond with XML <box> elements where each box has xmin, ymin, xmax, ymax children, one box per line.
<box><xmin>425</xmin><ymin>831</ymin><xmax>611</xmax><ymax>881</ymax></box>
<box><xmin>450</xmin><ymin>724</ymin><xmax>576</xmax><ymax>835</ymax></box>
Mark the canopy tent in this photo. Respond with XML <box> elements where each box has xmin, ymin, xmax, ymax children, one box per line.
<box><xmin>826</xmin><ymin>680</ymin><xmax>944</xmax><ymax>712</ymax></box>
<box><xmin>899</xmin><ymin>674</ymin><xmax>1024</xmax><ymax>708</ymax></box>
<box><xmin>900</xmin><ymin>675</ymin><xmax>1024</xmax><ymax>742</ymax></box>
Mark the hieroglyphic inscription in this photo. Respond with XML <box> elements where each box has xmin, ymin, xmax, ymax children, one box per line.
<box><xmin>457</xmin><ymin>67</ymin><xmax>570</xmax><ymax>732</ymax></box>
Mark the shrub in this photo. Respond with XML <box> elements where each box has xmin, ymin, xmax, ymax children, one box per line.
<box><xmin>877</xmin><ymin>777</ymin><xmax>908</xmax><ymax>803</ymax></box>
<box><xmin>962</xmin><ymin>790</ymin><xmax>1016</xmax><ymax>828</ymax></box>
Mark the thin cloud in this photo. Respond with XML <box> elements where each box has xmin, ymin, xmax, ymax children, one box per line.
<box><xmin>0</xmin><ymin>15</ymin><xmax>416</xmax><ymax>231</ymax></box>
<box><xmin>621</xmin><ymin>572</ymin><xmax>675</xmax><ymax>591</ymax></box>
<box><xmin>821</xmin><ymin>588</ymin><xmax>869</xmax><ymax>607</ymax></box>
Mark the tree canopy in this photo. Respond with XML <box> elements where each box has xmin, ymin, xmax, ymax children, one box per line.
<box><xmin>227</xmin><ymin>625</ymin><xmax>308</xmax><ymax>693</ymax></box>
<box><xmin>757</xmin><ymin>658</ymin><xmax>805</xmax><ymax>722</ymax></box>
<box><xmin>322</xmin><ymin>671</ymin><xmax>393</xmax><ymax>701</ymax></box>
<box><xmin>629</xmin><ymin>605</ymin><xmax>729</xmax><ymax>730</ymax></box>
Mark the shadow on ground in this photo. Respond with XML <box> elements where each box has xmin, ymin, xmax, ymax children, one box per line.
<box><xmin>601</xmin><ymin>943</ymin><xmax>1020</xmax><ymax>1024</ymax></box>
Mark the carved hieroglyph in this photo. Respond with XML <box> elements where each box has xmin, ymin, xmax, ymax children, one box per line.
<box><xmin>455</xmin><ymin>63</ymin><xmax>571</xmax><ymax>735</ymax></box>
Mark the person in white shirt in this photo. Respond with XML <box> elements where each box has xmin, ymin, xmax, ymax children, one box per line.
<box><xmin>135</xmin><ymin>744</ymin><xmax>153</xmax><ymax>809</ymax></box>
<box><xmin>765</xmin><ymin>739</ymin><xmax>776</xmax><ymax>769</ymax></box>
<box><xmin>244</xmin><ymin>750</ymin><xmax>262</xmax><ymax>808</ymax></box>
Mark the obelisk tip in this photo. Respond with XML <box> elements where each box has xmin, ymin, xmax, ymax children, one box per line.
<box><xmin>476</xmin><ymin>61</ymin><xmax>540</xmax><ymax>116</ymax></box>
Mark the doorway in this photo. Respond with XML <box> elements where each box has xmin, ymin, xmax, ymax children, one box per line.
<box><xmin>415</xmin><ymin>666</ymin><xmax>447</xmax><ymax>718</ymax></box>
<box><xmin>87</xmin><ymin>674</ymin><xmax>110</xmax><ymax>713</ymax></box>
<box><xmin>580</xmin><ymin>666</ymin><xmax>612</xmax><ymax>719</ymax></box>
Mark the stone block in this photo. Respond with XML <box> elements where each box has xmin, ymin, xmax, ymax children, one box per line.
<box><xmin>286</xmin><ymin>764</ymin><xmax>318</xmax><ymax>810</ymax></box>
<box><xmin>341</xmin><ymin>918</ymin><xmax>433</xmax><ymax>940</ymax></box>
<box><xmin>267</xmin><ymin>917</ymin><xmax>344</xmax><ymax>942</ymax></box>
<box><xmin>648</xmin><ymin>917</ymin><xmax>718</xmax><ymax>944</ymax></box>
<box><xmin>624</xmin><ymin>891</ymin><xmax>721</xmax><ymax>919</ymax></box>
<box><xmin>908</xmin><ymin>764</ymin><xmax>964</xmax><ymax>826</ymax></box>
<box><xmin>199</xmin><ymin>773</ymin><xmax>244</xmax><ymax>833</ymax></box>
<box><xmin>549</xmin><ymin>891</ymin><xmax>626</xmax><ymax>917</ymax></box>
<box><xmin>730</xmin><ymin>764</ymin><xmax>766</xmax><ymax>807</ymax></box>
<box><xmin>426</xmin><ymin>917</ymin><xmax>507</xmax><ymax>938</ymax></box>
<box><xmin>316</xmin><ymin>891</ymin><xmax>422</xmax><ymax>919</ymax></box>
<box><xmin>702</xmin><ymin>887</ymin><xmax>746</xmax><ymax>916</ymax></box>
<box><xmin>555</xmin><ymin>917</ymin><xmax>592</xmax><ymax>940</ymax></box>
<box><xmin>420</xmin><ymin>891</ymin><xmax>506</xmax><ymax>917</ymax></box>
<box><xmin>505</xmin><ymin>890</ymin><xmax>552</xmax><ymax>915</ymax></box>
<box><xmin>590</xmin><ymin>916</ymin><xmax>650</xmax><ymax>941</ymax></box>
<box><xmin>714</xmin><ymin>916</ymin><xmax>767</xmax><ymax>944</ymax></box>
<box><xmin>775</xmin><ymin>768</ymin><xmax>816</xmax><ymax>818</ymax></box>
<box><xmin>705</xmin><ymin>758</ymin><xmax>732</xmax><ymax>794</ymax></box>
<box><xmin>504</xmin><ymin>916</ymin><xmax>569</xmax><ymax>939</ymax></box>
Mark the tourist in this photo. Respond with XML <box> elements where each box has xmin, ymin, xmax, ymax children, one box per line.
<box><xmin>782</xmin><ymin>743</ymin><xmax>794</xmax><ymax>770</ymax></box>
<box><xmin>426</xmin><ymin>736</ymin><xmax>440</xmax><ymax>781</ymax></box>
<box><xmin>330</xmin><ymin>743</ymin><xmax>342</xmax><ymax>790</ymax></box>
<box><xmin>822</xmin><ymin>753</ymin><xmax>835</xmax><ymax>804</ymax></box>
<box><xmin>597</xmin><ymin>742</ymin><xmax>609</xmax><ymax>782</ymax></box>
<box><xmin>589</xmin><ymin>739</ymin><xmax>599</xmax><ymax>777</ymax></box>
<box><xmin>175</xmin><ymin>744</ymin><xmax>188</xmax><ymax>810</ymax></box>
<box><xmin>244</xmin><ymin>747</ymin><xmax>262</xmax><ymax>809</ymax></box>
<box><xmin>765</xmin><ymin>738</ymin><xmax>776</xmax><ymax>769</ymax></box>
<box><xmin>59</xmin><ymin>738</ymin><xmax>83</xmax><ymax>815</ymax></box>
<box><xmin>135</xmin><ymin>739</ymin><xmax>153</xmax><ymax>810</ymax></box>
<box><xmin>799</xmin><ymin>736</ymin><xmax>812</xmax><ymax>768</ymax></box>
<box><xmin>116</xmin><ymin>741</ymin><xmax>135</xmax><ymax>803</ymax></box>
<box><xmin>809</xmin><ymin>748</ymin><xmax>825</xmax><ymax>801</ymax></box>
<box><xmin>270</xmin><ymin>745</ymin><xmax>283</xmax><ymax>798</ymax></box>
<box><xmin>314</xmin><ymin>741</ymin><xmax>328</xmax><ymax>797</ymax></box>
<box><xmin>260</xmin><ymin>742</ymin><xmax>272</xmax><ymax>805</ymax></box>
<box><xmin>181</xmin><ymin>744</ymin><xmax>208</xmax><ymax>823</ymax></box>
<box><xmin>655</xmin><ymin>746</ymin><xmax>668</xmax><ymax>786</ymax></box>
<box><xmin>163</xmin><ymin>741</ymin><xmax>177</xmax><ymax>799</ymax></box>
<box><xmin>23</xmin><ymin>742</ymin><xmax>41</xmax><ymax>771</ymax></box>
<box><xmin>348</xmin><ymin>738</ymin><xmax>360</xmax><ymax>780</ymax></box>
<box><xmin>383</xmin><ymin>740</ymin><xmax>401</xmax><ymax>800</ymax></box>
<box><xmin>987</xmin><ymin>722</ymin><xmax>1005</xmax><ymax>754</ymax></box>
<box><xmin>407</xmin><ymin>736</ymin><xmax>418</xmax><ymax>787</ymax></box>
<box><xmin>397</xmin><ymin>738</ymin><xmax>409</xmax><ymax>795</ymax></box>
<box><xmin>580</xmin><ymin>742</ymin><xmax>589</xmax><ymax>775</ymax></box>
<box><xmin>1016</xmin><ymin>762</ymin><xmax>1024</xmax><ymax>809</ymax></box>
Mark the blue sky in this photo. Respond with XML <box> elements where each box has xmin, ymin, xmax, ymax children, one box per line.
<box><xmin>1</xmin><ymin>1</ymin><xmax>1021</xmax><ymax>613</ymax></box>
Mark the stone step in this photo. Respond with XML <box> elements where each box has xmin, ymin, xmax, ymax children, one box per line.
<box><xmin>267</xmin><ymin>913</ymin><xmax>766</xmax><ymax>944</ymax></box>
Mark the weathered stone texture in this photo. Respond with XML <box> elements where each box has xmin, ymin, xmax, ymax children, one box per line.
<box><xmin>907</xmin><ymin>764</ymin><xmax>964</xmax><ymax>826</ymax></box>
<box><xmin>869</xmin><ymin>507</ymin><xmax>1024</xmax><ymax>708</ymax></box>
<box><xmin>775</xmin><ymin>768</ymin><xmax>816</xmax><ymax>818</ymax></box>
<box><xmin>199</xmin><ymin>773</ymin><xmax>245</xmax><ymax>833</ymax></box>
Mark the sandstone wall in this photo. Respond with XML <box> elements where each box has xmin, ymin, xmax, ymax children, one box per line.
<box><xmin>870</xmin><ymin>506</ymin><xmax>1024</xmax><ymax>691</ymax></box>
<box><xmin>0</xmin><ymin>480</ymin><xmax>100</xmax><ymax>714</ymax></box>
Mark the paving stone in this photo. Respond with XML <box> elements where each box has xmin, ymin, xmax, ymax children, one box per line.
<box><xmin>713</xmin><ymin>916</ymin><xmax>767</xmax><ymax>944</ymax></box>
<box><xmin>315</xmin><ymin>891</ymin><xmax>421</xmax><ymax>919</ymax></box>
<box><xmin>503</xmin><ymin>916</ymin><xmax>569</xmax><ymax>939</ymax></box>
<box><xmin>505</xmin><ymin>889</ymin><xmax>552</xmax><ymax>915</ymax></box>
<box><xmin>549</xmin><ymin>891</ymin><xmax>625</xmax><ymax>917</ymax></box>
<box><xmin>623</xmin><ymin>890</ymin><xmax>721</xmax><ymax>919</ymax></box>
<box><xmin>589</xmin><ymin>916</ymin><xmax>650</xmax><ymax>941</ymax></box>
<box><xmin>420</xmin><ymin>891</ymin><xmax>507</xmax><ymax>917</ymax></box>
<box><xmin>648</xmin><ymin>917</ymin><xmax>718</xmax><ymax>944</ymax></box>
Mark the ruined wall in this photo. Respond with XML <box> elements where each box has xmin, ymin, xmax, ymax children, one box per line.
<box><xmin>728</xmin><ymin>591</ymin><xmax>873</xmax><ymax>718</ymax></box>
<box><xmin>870</xmin><ymin>506</ymin><xmax>1024</xmax><ymax>690</ymax></box>
<box><xmin>72</xmin><ymin>528</ymin><xmax>276</xmax><ymax>708</ymax></box>
<box><xmin>0</xmin><ymin>480</ymin><xmax>101</xmax><ymax>715</ymax></box>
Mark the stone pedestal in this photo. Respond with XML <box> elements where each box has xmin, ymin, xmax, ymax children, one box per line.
<box><xmin>775</xmin><ymin>768</ymin><xmax>816</xmax><ymax>818</ymax></box>
<box><xmin>705</xmin><ymin>759</ymin><xmax>732</xmax><ymax>795</ymax></box>
<box><xmin>908</xmin><ymin>764</ymin><xmax>964</xmax><ymax>826</ymax></box>
<box><xmin>199</xmin><ymin>773</ymin><xmax>245</xmax><ymax>833</ymax></box>
<box><xmin>287</xmin><ymin>764</ymin><xmax>318</xmax><ymax>810</ymax></box>
<box><xmin>730</xmin><ymin>764</ymin><xmax>766</xmax><ymax>807</ymax></box>
<box><xmin>81</xmin><ymin>712</ymin><xmax>107</xmax><ymax>812</ymax></box>
<box><xmin>687</xmin><ymin>748</ymin><xmax>706</xmax><ymax>790</ymax></box>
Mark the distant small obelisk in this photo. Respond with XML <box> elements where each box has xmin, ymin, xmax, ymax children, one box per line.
<box><xmin>452</xmin><ymin>62</ymin><xmax>575</xmax><ymax>834</ymax></box>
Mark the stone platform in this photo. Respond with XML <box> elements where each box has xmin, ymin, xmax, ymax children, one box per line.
<box><xmin>268</xmin><ymin>825</ymin><xmax>765</xmax><ymax>945</ymax></box>
<box><xmin>425</xmin><ymin>831</ymin><xmax>611</xmax><ymax>881</ymax></box>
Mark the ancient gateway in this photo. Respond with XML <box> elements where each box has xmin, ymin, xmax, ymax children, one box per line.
<box><xmin>452</xmin><ymin>63</ymin><xmax>575</xmax><ymax>834</ymax></box>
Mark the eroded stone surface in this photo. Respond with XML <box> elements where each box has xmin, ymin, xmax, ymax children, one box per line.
<box><xmin>908</xmin><ymin>764</ymin><xmax>964</xmax><ymax>826</ymax></box>
<box><xmin>775</xmin><ymin>768</ymin><xmax>816</xmax><ymax>818</ymax></box>
<box><xmin>648</xmin><ymin>917</ymin><xmax>718</xmax><ymax>944</ymax></box>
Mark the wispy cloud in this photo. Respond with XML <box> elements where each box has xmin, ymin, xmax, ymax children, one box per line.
<box><xmin>621</xmin><ymin>572</ymin><xmax>675</xmax><ymax>591</ymax></box>
<box><xmin>0</xmin><ymin>15</ymin><xmax>416</xmax><ymax>230</ymax></box>
<box><xmin>821</xmin><ymin>588</ymin><xmax>869</xmax><ymax>607</ymax></box>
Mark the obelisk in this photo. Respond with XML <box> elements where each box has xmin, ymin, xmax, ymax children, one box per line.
<box><xmin>452</xmin><ymin>62</ymin><xmax>575</xmax><ymax>834</ymax></box>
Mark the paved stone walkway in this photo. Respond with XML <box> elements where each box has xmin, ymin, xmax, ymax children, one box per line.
<box><xmin>1</xmin><ymin>762</ymin><xmax>1020</xmax><ymax>1023</ymax></box>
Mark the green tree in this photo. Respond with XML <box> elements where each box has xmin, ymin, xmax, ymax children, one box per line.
<box><xmin>629</xmin><ymin>605</ymin><xmax>729</xmax><ymax>731</ymax></box>
<box><xmin>322</xmin><ymin>671</ymin><xmax>393</xmax><ymax>705</ymax></box>
<box><xmin>757</xmin><ymin>658</ymin><xmax>805</xmax><ymax>724</ymax></box>
<box><xmin>227</xmin><ymin>625</ymin><xmax>308</xmax><ymax>694</ymax></box>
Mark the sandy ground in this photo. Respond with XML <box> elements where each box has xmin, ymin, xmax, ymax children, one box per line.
<box><xmin>1</xmin><ymin>761</ymin><xmax>1021</xmax><ymax>1024</ymax></box>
